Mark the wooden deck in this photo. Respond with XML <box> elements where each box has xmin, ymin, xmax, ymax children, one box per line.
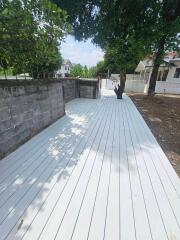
<box><xmin>0</xmin><ymin>89</ymin><xmax>180</xmax><ymax>240</ymax></box>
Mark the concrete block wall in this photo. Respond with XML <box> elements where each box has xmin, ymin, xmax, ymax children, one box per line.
<box><xmin>61</xmin><ymin>78</ymin><xmax>100</xmax><ymax>101</ymax></box>
<box><xmin>79</xmin><ymin>85</ymin><xmax>95</xmax><ymax>98</ymax></box>
<box><xmin>61</xmin><ymin>79</ymin><xmax>78</xmax><ymax>102</ymax></box>
<box><xmin>79</xmin><ymin>79</ymin><xmax>100</xmax><ymax>99</ymax></box>
<box><xmin>0</xmin><ymin>80</ymin><xmax>65</xmax><ymax>159</ymax></box>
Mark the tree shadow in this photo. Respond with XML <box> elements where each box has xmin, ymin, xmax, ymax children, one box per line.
<box><xmin>0</xmin><ymin>92</ymin><xmax>176</xmax><ymax>240</ymax></box>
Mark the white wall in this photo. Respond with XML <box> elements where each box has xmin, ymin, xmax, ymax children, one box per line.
<box><xmin>156</xmin><ymin>81</ymin><xmax>180</xmax><ymax>94</ymax></box>
<box><xmin>126</xmin><ymin>74</ymin><xmax>141</xmax><ymax>80</ymax></box>
<box><xmin>106</xmin><ymin>79</ymin><xmax>180</xmax><ymax>94</ymax></box>
<box><xmin>166</xmin><ymin>62</ymin><xmax>180</xmax><ymax>82</ymax></box>
<box><xmin>106</xmin><ymin>78</ymin><xmax>146</xmax><ymax>93</ymax></box>
<box><xmin>125</xmin><ymin>80</ymin><xmax>146</xmax><ymax>93</ymax></box>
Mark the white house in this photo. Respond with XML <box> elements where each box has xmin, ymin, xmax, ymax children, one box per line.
<box><xmin>135</xmin><ymin>59</ymin><xmax>169</xmax><ymax>82</ymax></box>
<box><xmin>106</xmin><ymin>52</ymin><xmax>180</xmax><ymax>94</ymax></box>
<box><xmin>135</xmin><ymin>52</ymin><xmax>180</xmax><ymax>83</ymax></box>
<box><xmin>56</xmin><ymin>60</ymin><xmax>72</xmax><ymax>77</ymax></box>
<box><xmin>165</xmin><ymin>58</ymin><xmax>180</xmax><ymax>82</ymax></box>
<box><xmin>132</xmin><ymin>53</ymin><xmax>180</xmax><ymax>94</ymax></box>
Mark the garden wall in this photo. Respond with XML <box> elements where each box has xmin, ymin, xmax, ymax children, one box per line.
<box><xmin>61</xmin><ymin>78</ymin><xmax>100</xmax><ymax>101</ymax></box>
<box><xmin>0</xmin><ymin>80</ymin><xmax>65</xmax><ymax>159</ymax></box>
<box><xmin>0</xmin><ymin>78</ymin><xmax>100</xmax><ymax>159</ymax></box>
<box><xmin>106</xmin><ymin>78</ymin><xmax>180</xmax><ymax>94</ymax></box>
<box><xmin>61</xmin><ymin>78</ymin><xmax>78</xmax><ymax>102</ymax></box>
<box><xmin>79</xmin><ymin>79</ymin><xmax>100</xmax><ymax>99</ymax></box>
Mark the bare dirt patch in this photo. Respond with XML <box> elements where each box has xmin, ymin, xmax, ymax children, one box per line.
<box><xmin>129</xmin><ymin>93</ymin><xmax>180</xmax><ymax>177</ymax></box>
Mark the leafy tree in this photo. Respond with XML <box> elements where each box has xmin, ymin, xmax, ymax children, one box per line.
<box><xmin>88</xmin><ymin>66</ymin><xmax>98</xmax><ymax>77</ymax></box>
<box><xmin>0</xmin><ymin>0</ymin><xmax>68</xmax><ymax>77</ymax></box>
<box><xmin>83</xmin><ymin>65</ymin><xmax>89</xmax><ymax>77</ymax></box>
<box><xmin>104</xmin><ymin>34</ymin><xmax>149</xmax><ymax>83</ymax></box>
<box><xmin>53</xmin><ymin>0</ymin><xmax>152</xmax><ymax>91</ymax></box>
<box><xmin>146</xmin><ymin>0</ymin><xmax>180</xmax><ymax>95</ymax></box>
<box><xmin>73</xmin><ymin>61</ymin><xmax>107</xmax><ymax>78</ymax></box>
<box><xmin>52</xmin><ymin>0</ymin><xmax>99</xmax><ymax>40</ymax></box>
<box><xmin>70</xmin><ymin>64</ymin><xmax>84</xmax><ymax>77</ymax></box>
<box><xmin>96</xmin><ymin>61</ymin><xmax>107</xmax><ymax>74</ymax></box>
<box><xmin>54</xmin><ymin>0</ymin><xmax>180</xmax><ymax>95</ymax></box>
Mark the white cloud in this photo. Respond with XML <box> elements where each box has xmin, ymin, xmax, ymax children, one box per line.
<box><xmin>60</xmin><ymin>36</ymin><xmax>104</xmax><ymax>67</ymax></box>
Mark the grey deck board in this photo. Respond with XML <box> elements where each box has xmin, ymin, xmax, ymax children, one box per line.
<box><xmin>0</xmin><ymin>89</ymin><xmax>180</xmax><ymax>240</ymax></box>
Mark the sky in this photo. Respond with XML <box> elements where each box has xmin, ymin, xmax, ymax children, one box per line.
<box><xmin>60</xmin><ymin>35</ymin><xmax>104</xmax><ymax>68</ymax></box>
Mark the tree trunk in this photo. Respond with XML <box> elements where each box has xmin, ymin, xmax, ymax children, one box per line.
<box><xmin>119</xmin><ymin>69</ymin><xmax>126</xmax><ymax>92</ymax></box>
<box><xmin>148</xmin><ymin>36</ymin><xmax>166</xmax><ymax>96</ymax></box>
<box><xmin>3</xmin><ymin>67</ymin><xmax>7</xmax><ymax>80</ymax></box>
<box><xmin>114</xmin><ymin>69</ymin><xmax>126</xmax><ymax>99</ymax></box>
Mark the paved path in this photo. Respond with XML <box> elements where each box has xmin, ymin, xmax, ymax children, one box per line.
<box><xmin>0</xmin><ymin>89</ymin><xmax>180</xmax><ymax>240</ymax></box>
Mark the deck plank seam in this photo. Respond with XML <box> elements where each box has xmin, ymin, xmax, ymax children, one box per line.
<box><xmin>0</xmin><ymin>101</ymin><xmax>100</xmax><ymax>210</ymax></box>
<box><xmin>125</xmin><ymin>99</ymin><xmax>180</xmax><ymax>233</ymax></box>
<box><xmin>121</xmin><ymin>100</ymin><xmax>137</xmax><ymax>240</ymax></box>
<box><xmin>53</xmin><ymin>99</ymin><xmax>113</xmax><ymax>240</ymax></box>
<box><xmin>103</xmin><ymin>99</ymin><xmax>117</xmax><ymax>240</ymax></box>
<box><xmin>1</xmin><ymin>101</ymin><xmax>105</xmax><ymax>240</ymax></box>
<box><xmin>34</xmin><ymin>100</ymin><xmax>109</xmax><ymax>240</ymax></box>
<box><xmin>0</xmin><ymin>100</ymin><xmax>96</xmax><ymax>174</ymax></box>
<box><xmin>86</xmin><ymin>99</ymin><xmax>115</xmax><ymax>240</ymax></box>
<box><xmin>127</xmin><ymin>97</ymin><xmax>180</xmax><ymax>198</ymax></box>
<box><xmin>125</xmin><ymin>98</ymin><xmax>169</xmax><ymax>239</ymax></box>
<box><xmin>0</xmin><ymin>100</ymin><xmax>96</xmax><ymax>182</ymax></box>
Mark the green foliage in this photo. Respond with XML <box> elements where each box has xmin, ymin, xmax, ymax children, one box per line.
<box><xmin>55</xmin><ymin>0</ymin><xmax>179</xmax><ymax>77</ymax></box>
<box><xmin>0</xmin><ymin>67</ymin><xmax>13</xmax><ymax>76</ymax></box>
<box><xmin>52</xmin><ymin>0</ymin><xmax>99</xmax><ymax>41</ymax></box>
<box><xmin>70</xmin><ymin>62</ymin><xmax>107</xmax><ymax>78</ymax></box>
<box><xmin>88</xmin><ymin>66</ymin><xmax>98</xmax><ymax>77</ymax></box>
<box><xmin>70</xmin><ymin>64</ymin><xmax>84</xmax><ymax>77</ymax></box>
<box><xmin>70</xmin><ymin>64</ymin><xmax>98</xmax><ymax>78</ymax></box>
<box><xmin>0</xmin><ymin>0</ymin><xmax>69</xmax><ymax>77</ymax></box>
<box><xmin>104</xmin><ymin>35</ymin><xmax>149</xmax><ymax>74</ymax></box>
<box><xmin>83</xmin><ymin>65</ymin><xmax>89</xmax><ymax>78</ymax></box>
<box><xmin>96</xmin><ymin>61</ymin><xmax>107</xmax><ymax>74</ymax></box>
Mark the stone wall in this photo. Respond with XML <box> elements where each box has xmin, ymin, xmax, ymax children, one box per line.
<box><xmin>0</xmin><ymin>80</ymin><xmax>65</xmax><ymax>159</ymax></box>
<box><xmin>0</xmin><ymin>77</ymin><xmax>100</xmax><ymax>159</ymax></box>
<box><xmin>79</xmin><ymin>79</ymin><xmax>100</xmax><ymax>99</ymax></box>
<box><xmin>61</xmin><ymin>79</ymin><xmax>78</xmax><ymax>102</ymax></box>
<box><xmin>61</xmin><ymin>78</ymin><xmax>100</xmax><ymax>101</ymax></box>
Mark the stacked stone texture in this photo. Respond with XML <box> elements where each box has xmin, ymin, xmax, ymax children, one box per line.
<box><xmin>0</xmin><ymin>81</ymin><xmax>65</xmax><ymax>158</ymax></box>
<box><xmin>0</xmin><ymin>78</ymin><xmax>99</xmax><ymax>159</ymax></box>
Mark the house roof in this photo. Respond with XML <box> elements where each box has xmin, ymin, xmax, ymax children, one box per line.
<box><xmin>135</xmin><ymin>53</ymin><xmax>179</xmax><ymax>72</ymax></box>
<box><xmin>164</xmin><ymin>58</ymin><xmax>180</xmax><ymax>66</ymax></box>
<box><xmin>169</xmin><ymin>58</ymin><xmax>180</xmax><ymax>62</ymax></box>
<box><xmin>62</xmin><ymin>59</ymin><xmax>73</xmax><ymax>66</ymax></box>
<box><xmin>164</xmin><ymin>51</ymin><xmax>179</xmax><ymax>59</ymax></box>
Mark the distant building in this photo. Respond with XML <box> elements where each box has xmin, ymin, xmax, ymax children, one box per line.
<box><xmin>56</xmin><ymin>60</ymin><xmax>73</xmax><ymax>77</ymax></box>
<box><xmin>106</xmin><ymin>52</ymin><xmax>180</xmax><ymax>94</ymax></box>
<box><xmin>135</xmin><ymin>52</ymin><xmax>180</xmax><ymax>82</ymax></box>
<box><xmin>164</xmin><ymin>57</ymin><xmax>180</xmax><ymax>82</ymax></box>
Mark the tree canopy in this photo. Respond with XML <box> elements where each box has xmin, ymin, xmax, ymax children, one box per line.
<box><xmin>54</xmin><ymin>0</ymin><xmax>180</xmax><ymax>93</ymax></box>
<box><xmin>70</xmin><ymin>61</ymin><xmax>108</xmax><ymax>78</ymax></box>
<box><xmin>70</xmin><ymin>64</ymin><xmax>84</xmax><ymax>77</ymax></box>
<box><xmin>0</xmin><ymin>0</ymin><xmax>69</xmax><ymax>77</ymax></box>
<box><xmin>1</xmin><ymin>0</ymin><xmax>179</xmax><ymax>88</ymax></box>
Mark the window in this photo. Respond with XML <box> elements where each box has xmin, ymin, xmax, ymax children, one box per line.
<box><xmin>174</xmin><ymin>68</ymin><xmax>180</xmax><ymax>78</ymax></box>
<box><xmin>162</xmin><ymin>70</ymin><xmax>168</xmax><ymax>81</ymax></box>
<box><xmin>157</xmin><ymin>71</ymin><xmax>161</xmax><ymax>81</ymax></box>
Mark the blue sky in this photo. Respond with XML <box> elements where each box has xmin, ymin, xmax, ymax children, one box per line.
<box><xmin>60</xmin><ymin>35</ymin><xmax>104</xmax><ymax>68</ymax></box>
